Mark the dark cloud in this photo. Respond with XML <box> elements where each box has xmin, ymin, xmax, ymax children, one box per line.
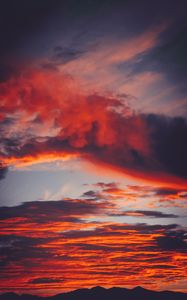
<box><xmin>145</xmin><ymin>114</ymin><xmax>187</xmax><ymax>179</ymax></box>
<box><xmin>148</xmin><ymin>25</ymin><xmax>187</xmax><ymax>98</ymax></box>
<box><xmin>154</xmin><ymin>187</ymin><xmax>180</xmax><ymax>196</ymax></box>
<box><xmin>119</xmin><ymin>21</ymin><xmax>187</xmax><ymax>104</ymax></box>
<box><xmin>0</xmin><ymin>235</ymin><xmax>54</xmax><ymax>267</ymax></box>
<box><xmin>42</xmin><ymin>47</ymin><xmax>85</xmax><ymax>70</ymax></box>
<box><xmin>62</xmin><ymin>223</ymin><xmax>179</xmax><ymax>239</ymax></box>
<box><xmin>109</xmin><ymin>210</ymin><xmax>179</xmax><ymax>219</ymax></box>
<box><xmin>93</xmin><ymin>182</ymin><xmax>118</xmax><ymax>189</ymax></box>
<box><xmin>0</xmin><ymin>198</ymin><xmax>108</xmax><ymax>223</ymax></box>
<box><xmin>1</xmin><ymin>0</ymin><xmax>186</xmax><ymax>65</ymax></box>
<box><xmin>51</xmin><ymin>47</ymin><xmax>85</xmax><ymax>64</ymax></box>
<box><xmin>156</xmin><ymin>231</ymin><xmax>187</xmax><ymax>251</ymax></box>
<box><xmin>0</xmin><ymin>162</ymin><xmax>7</xmax><ymax>180</ymax></box>
<box><xmin>81</xmin><ymin>113</ymin><xmax>187</xmax><ymax>180</ymax></box>
<box><xmin>134</xmin><ymin>210</ymin><xmax>178</xmax><ymax>218</ymax></box>
<box><xmin>29</xmin><ymin>277</ymin><xmax>64</xmax><ymax>284</ymax></box>
<box><xmin>82</xmin><ymin>190</ymin><xmax>99</xmax><ymax>198</ymax></box>
<box><xmin>150</xmin><ymin>264</ymin><xmax>176</xmax><ymax>269</ymax></box>
<box><xmin>81</xmin><ymin>190</ymin><xmax>104</xmax><ymax>201</ymax></box>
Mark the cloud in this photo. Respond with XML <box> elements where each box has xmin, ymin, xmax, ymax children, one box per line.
<box><xmin>55</xmin><ymin>23</ymin><xmax>167</xmax><ymax>75</ymax></box>
<box><xmin>116</xmin><ymin>22</ymin><xmax>187</xmax><ymax>117</ymax></box>
<box><xmin>1</xmin><ymin>211</ymin><xmax>186</xmax><ymax>294</ymax></box>
<box><xmin>0</xmin><ymin>162</ymin><xmax>7</xmax><ymax>180</ymax></box>
<box><xmin>0</xmin><ymin>0</ymin><xmax>187</xmax><ymax>295</ymax></box>
<box><xmin>0</xmin><ymin>198</ymin><xmax>110</xmax><ymax>223</ymax></box>
<box><xmin>52</xmin><ymin>47</ymin><xmax>85</xmax><ymax>64</ymax></box>
<box><xmin>82</xmin><ymin>190</ymin><xmax>101</xmax><ymax>199</ymax></box>
<box><xmin>156</xmin><ymin>231</ymin><xmax>187</xmax><ymax>251</ymax></box>
<box><xmin>83</xmin><ymin>182</ymin><xmax>187</xmax><ymax>209</ymax></box>
<box><xmin>154</xmin><ymin>187</ymin><xmax>181</xmax><ymax>196</ymax></box>
<box><xmin>42</xmin><ymin>47</ymin><xmax>85</xmax><ymax>71</ymax></box>
<box><xmin>133</xmin><ymin>25</ymin><xmax>187</xmax><ymax>92</ymax></box>
<box><xmin>29</xmin><ymin>277</ymin><xmax>64</xmax><ymax>284</ymax></box>
<box><xmin>0</xmin><ymin>175</ymin><xmax>186</xmax><ymax>290</ymax></box>
<box><xmin>0</xmin><ymin>235</ymin><xmax>54</xmax><ymax>267</ymax></box>
<box><xmin>1</xmin><ymin>69</ymin><xmax>187</xmax><ymax>187</ymax></box>
<box><xmin>93</xmin><ymin>182</ymin><xmax>118</xmax><ymax>189</ymax></box>
<box><xmin>109</xmin><ymin>210</ymin><xmax>179</xmax><ymax>219</ymax></box>
<box><xmin>152</xmin><ymin>187</ymin><xmax>187</xmax><ymax>207</ymax></box>
<box><xmin>145</xmin><ymin>114</ymin><xmax>187</xmax><ymax>181</ymax></box>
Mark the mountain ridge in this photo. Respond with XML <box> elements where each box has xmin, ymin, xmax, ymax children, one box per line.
<box><xmin>1</xmin><ymin>286</ymin><xmax>187</xmax><ymax>300</ymax></box>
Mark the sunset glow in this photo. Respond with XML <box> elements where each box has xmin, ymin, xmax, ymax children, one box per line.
<box><xmin>0</xmin><ymin>0</ymin><xmax>187</xmax><ymax>297</ymax></box>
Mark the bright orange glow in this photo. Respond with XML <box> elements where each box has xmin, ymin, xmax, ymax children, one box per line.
<box><xmin>0</xmin><ymin>210</ymin><xmax>186</xmax><ymax>295</ymax></box>
<box><xmin>2</xmin><ymin>153</ymin><xmax>78</xmax><ymax>168</ymax></box>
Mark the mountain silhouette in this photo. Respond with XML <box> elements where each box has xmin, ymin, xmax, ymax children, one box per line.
<box><xmin>1</xmin><ymin>286</ymin><xmax>187</xmax><ymax>300</ymax></box>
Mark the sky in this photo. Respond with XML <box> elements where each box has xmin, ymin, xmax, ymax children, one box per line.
<box><xmin>0</xmin><ymin>0</ymin><xmax>187</xmax><ymax>296</ymax></box>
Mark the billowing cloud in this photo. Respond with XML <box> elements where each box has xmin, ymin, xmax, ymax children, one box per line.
<box><xmin>0</xmin><ymin>69</ymin><xmax>187</xmax><ymax>188</ymax></box>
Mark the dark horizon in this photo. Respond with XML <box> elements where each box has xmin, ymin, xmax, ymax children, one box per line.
<box><xmin>1</xmin><ymin>286</ymin><xmax>187</xmax><ymax>300</ymax></box>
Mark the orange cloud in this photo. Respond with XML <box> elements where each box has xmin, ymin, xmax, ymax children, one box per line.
<box><xmin>0</xmin><ymin>200</ymin><xmax>186</xmax><ymax>295</ymax></box>
<box><xmin>2</xmin><ymin>153</ymin><xmax>78</xmax><ymax>168</ymax></box>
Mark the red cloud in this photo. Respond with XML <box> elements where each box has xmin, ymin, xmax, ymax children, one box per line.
<box><xmin>0</xmin><ymin>68</ymin><xmax>187</xmax><ymax>188</ymax></box>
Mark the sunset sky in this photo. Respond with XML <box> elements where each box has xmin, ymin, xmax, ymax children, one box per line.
<box><xmin>0</xmin><ymin>0</ymin><xmax>187</xmax><ymax>296</ymax></box>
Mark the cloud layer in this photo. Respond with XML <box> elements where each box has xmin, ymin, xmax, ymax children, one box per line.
<box><xmin>0</xmin><ymin>196</ymin><xmax>186</xmax><ymax>295</ymax></box>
